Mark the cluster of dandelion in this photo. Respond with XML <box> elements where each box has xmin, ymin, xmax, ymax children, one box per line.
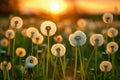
<box><xmin>0</xmin><ymin>12</ymin><xmax>119</xmax><ymax>80</ymax></box>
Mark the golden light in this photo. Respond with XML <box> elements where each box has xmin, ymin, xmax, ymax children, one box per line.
<box><xmin>50</xmin><ymin>1</ymin><xmax>60</xmax><ymax>12</ymax></box>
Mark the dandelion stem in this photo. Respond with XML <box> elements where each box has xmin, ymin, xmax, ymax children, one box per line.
<box><xmin>7</xmin><ymin>71</ymin><xmax>10</xmax><ymax>80</ymax></box>
<box><xmin>46</xmin><ymin>36</ymin><xmax>50</xmax><ymax>80</ymax></box>
<box><xmin>31</xmin><ymin>42</ymin><xmax>34</xmax><ymax>55</ymax></box>
<box><xmin>36</xmin><ymin>44</ymin><xmax>39</xmax><ymax>73</ymax></box>
<box><xmin>85</xmin><ymin>47</ymin><xmax>96</xmax><ymax>79</ymax></box>
<box><xmin>59</xmin><ymin>57</ymin><xmax>66</xmax><ymax>80</ymax></box>
<box><xmin>112</xmin><ymin>53</ymin><xmax>115</xmax><ymax>79</ymax></box>
<box><xmin>8</xmin><ymin>40</ymin><xmax>11</xmax><ymax>55</ymax></box>
<box><xmin>42</xmin><ymin>57</ymin><xmax>45</xmax><ymax>80</ymax></box>
<box><xmin>12</xmin><ymin>32</ymin><xmax>16</xmax><ymax>64</ymax></box>
<box><xmin>73</xmin><ymin>47</ymin><xmax>77</xmax><ymax>80</ymax></box>
<box><xmin>95</xmin><ymin>47</ymin><xmax>98</xmax><ymax>79</ymax></box>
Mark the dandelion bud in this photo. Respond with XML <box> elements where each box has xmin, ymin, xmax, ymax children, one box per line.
<box><xmin>103</xmin><ymin>13</ymin><xmax>113</xmax><ymax>24</ymax></box>
<box><xmin>40</xmin><ymin>21</ymin><xmax>57</xmax><ymax>36</ymax></box>
<box><xmin>10</xmin><ymin>16</ymin><xmax>23</xmax><ymax>29</ymax></box>
<box><xmin>100</xmin><ymin>61</ymin><xmax>112</xmax><ymax>72</ymax></box>
<box><xmin>51</xmin><ymin>43</ymin><xmax>66</xmax><ymax>57</ymax></box>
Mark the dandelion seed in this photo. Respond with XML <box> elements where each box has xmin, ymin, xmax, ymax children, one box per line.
<box><xmin>90</xmin><ymin>34</ymin><xmax>104</xmax><ymax>47</ymax></box>
<box><xmin>0</xmin><ymin>61</ymin><xmax>12</xmax><ymax>71</ymax></box>
<box><xmin>10</xmin><ymin>16</ymin><xmax>23</xmax><ymax>29</ymax></box>
<box><xmin>5</xmin><ymin>29</ymin><xmax>15</xmax><ymax>39</ymax></box>
<box><xmin>51</xmin><ymin>43</ymin><xmax>66</xmax><ymax>57</ymax></box>
<box><xmin>26</xmin><ymin>27</ymin><xmax>39</xmax><ymax>38</ymax></box>
<box><xmin>107</xmin><ymin>27</ymin><xmax>118</xmax><ymax>38</ymax></box>
<box><xmin>103</xmin><ymin>13</ymin><xmax>113</xmax><ymax>24</ymax></box>
<box><xmin>32</xmin><ymin>33</ymin><xmax>44</xmax><ymax>45</ymax></box>
<box><xmin>16</xmin><ymin>48</ymin><xmax>26</xmax><ymax>57</ymax></box>
<box><xmin>69</xmin><ymin>30</ymin><xmax>87</xmax><ymax>46</ymax></box>
<box><xmin>0</xmin><ymin>38</ymin><xmax>9</xmax><ymax>47</ymax></box>
<box><xmin>40</xmin><ymin>21</ymin><xmax>57</xmax><ymax>36</ymax></box>
<box><xmin>26</xmin><ymin>56</ymin><xmax>38</xmax><ymax>67</ymax></box>
<box><xmin>100</xmin><ymin>61</ymin><xmax>112</xmax><ymax>72</ymax></box>
<box><xmin>54</xmin><ymin>35</ymin><xmax>63</xmax><ymax>43</ymax></box>
<box><xmin>106</xmin><ymin>42</ymin><xmax>119</xmax><ymax>54</ymax></box>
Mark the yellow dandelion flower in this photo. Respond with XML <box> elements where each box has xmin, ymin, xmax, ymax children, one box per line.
<box><xmin>51</xmin><ymin>43</ymin><xmax>66</xmax><ymax>57</ymax></box>
<box><xmin>69</xmin><ymin>30</ymin><xmax>87</xmax><ymax>46</ymax></box>
<box><xmin>103</xmin><ymin>13</ymin><xmax>113</xmax><ymax>24</ymax></box>
<box><xmin>100</xmin><ymin>61</ymin><xmax>112</xmax><ymax>72</ymax></box>
<box><xmin>0</xmin><ymin>61</ymin><xmax>12</xmax><ymax>71</ymax></box>
<box><xmin>32</xmin><ymin>33</ymin><xmax>44</xmax><ymax>45</ymax></box>
<box><xmin>16</xmin><ymin>48</ymin><xmax>26</xmax><ymax>57</ymax></box>
<box><xmin>77</xmin><ymin>19</ymin><xmax>87</xmax><ymax>31</ymax></box>
<box><xmin>54</xmin><ymin>35</ymin><xmax>63</xmax><ymax>43</ymax></box>
<box><xmin>5</xmin><ymin>29</ymin><xmax>15</xmax><ymax>39</ymax></box>
<box><xmin>26</xmin><ymin>56</ymin><xmax>38</xmax><ymax>66</ymax></box>
<box><xmin>10</xmin><ymin>16</ymin><xmax>23</xmax><ymax>29</ymax></box>
<box><xmin>107</xmin><ymin>27</ymin><xmax>118</xmax><ymax>38</ymax></box>
<box><xmin>106</xmin><ymin>42</ymin><xmax>119</xmax><ymax>54</ymax></box>
<box><xmin>26</xmin><ymin>27</ymin><xmax>39</xmax><ymax>38</ymax></box>
<box><xmin>40</xmin><ymin>21</ymin><xmax>57</xmax><ymax>36</ymax></box>
<box><xmin>0</xmin><ymin>38</ymin><xmax>9</xmax><ymax>47</ymax></box>
<box><xmin>90</xmin><ymin>34</ymin><xmax>104</xmax><ymax>47</ymax></box>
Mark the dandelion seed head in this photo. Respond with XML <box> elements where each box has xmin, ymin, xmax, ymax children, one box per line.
<box><xmin>26</xmin><ymin>56</ymin><xmax>38</xmax><ymax>67</ymax></box>
<box><xmin>103</xmin><ymin>13</ymin><xmax>113</xmax><ymax>24</ymax></box>
<box><xmin>100</xmin><ymin>61</ymin><xmax>112</xmax><ymax>72</ymax></box>
<box><xmin>77</xmin><ymin>19</ymin><xmax>87</xmax><ymax>31</ymax></box>
<box><xmin>54</xmin><ymin>35</ymin><xmax>63</xmax><ymax>43</ymax></box>
<box><xmin>16</xmin><ymin>48</ymin><xmax>26</xmax><ymax>57</ymax></box>
<box><xmin>51</xmin><ymin>43</ymin><xmax>66</xmax><ymax>57</ymax></box>
<box><xmin>32</xmin><ymin>33</ymin><xmax>44</xmax><ymax>45</ymax></box>
<box><xmin>0</xmin><ymin>38</ymin><xmax>9</xmax><ymax>47</ymax></box>
<box><xmin>0</xmin><ymin>61</ymin><xmax>12</xmax><ymax>71</ymax></box>
<box><xmin>69</xmin><ymin>30</ymin><xmax>87</xmax><ymax>46</ymax></box>
<box><xmin>40</xmin><ymin>21</ymin><xmax>57</xmax><ymax>36</ymax></box>
<box><xmin>107</xmin><ymin>27</ymin><xmax>118</xmax><ymax>38</ymax></box>
<box><xmin>106</xmin><ymin>42</ymin><xmax>119</xmax><ymax>54</ymax></box>
<box><xmin>5</xmin><ymin>29</ymin><xmax>15</xmax><ymax>39</ymax></box>
<box><xmin>10</xmin><ymin>16</ymin><xmax>23</xmax><ymax>29</ymax></box>
<box><xmin>90</xmin><ymin>34</ymin><xmax>104</xmax><ymax>47</ymax></box>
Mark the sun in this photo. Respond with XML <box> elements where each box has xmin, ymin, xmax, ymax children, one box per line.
<box><xmin>50</xmin><ymin>1</ymin><xmax>60</xmax><ymax>12</ymax></box>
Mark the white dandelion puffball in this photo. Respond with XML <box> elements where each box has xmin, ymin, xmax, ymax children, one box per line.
<box><xmin>103</xmin><ymin>13</ymin><xmax>113</xmax><ymax>24</ymax></box>
<box><xmin>69</xmin><ymin>30</ymin><xmax>87</xmax><ymax>46</ymax></box>
<box><xmin>54</xmin><ymin>35</ymin><xmax>63</xmax><ymax>43</ymax></box>
<box><xmin>51</xmin><ymin>43</ymin><xmax>66</xmax><ymax>57</ymax></box>
<box><xmin>107</xmin><ymin>27</ymin><xmax>118</xmax><ymax>38</ymax></box>
<box><xmin>0</xmin><ymin>61</ymin><xmax>12</xmax><ymax>71</ymax></box>
<box><xmin>26</xmin><ymin>56</ymin><xmax>38</xmax><ymax>67</ymax></box>
<box><xmin>40</xmin><ymin>21</ymin><xmax>57</xmax><ymax>36</ymax></box>
<box><xmin>5</xmin><ymin>29</ymin><xmax>15</xmax><ymax>39</ymax></box>
<box><xmin>106</xmin><ymin>42</ymin><xmax>119</xmax><ymax>54</ymax></box>
<box><xmin>0</xmin><ymin>38</ymin><xmax>9</xmax><ymax>47</ymax></box>
<box><xmin>26</xmin><ymin>27</ymin><xmax>39</xmax><ymax>38</ymax></box>
<box><xmin>77</xmin><ymin>19</ymin><xmax>87</xmax><ymax>30</ymax></box>
<box><xmin>10</xmin><ymin>16</ymin><xmax>23</xmax><ymax>29</ymax></box>
<box><xmin>100</xmin><ymin>61</ymin><xmax>112</xmax><ymax>72</ymax></box>
<box><xmin>32</xmin><ymin>33</ymin><xmax>44</xmax><ymax>45</ymax></box>
<box><xmin>16</xmin><ymin>48</ymin><xmax>26</xmax><ymax>57</ymax></box>
<box><xmin>90</xmin><ymin>34</ymin><xmax>104</xmax><ymax>47</ymax></box>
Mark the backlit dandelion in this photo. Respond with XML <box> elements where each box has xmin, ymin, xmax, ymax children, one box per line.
<box><xmin>40</xmin><ymin>21</ymin><xmax>57</xmax><ymax>36</ymax></box>
<box><xmin>69</xmin><ymin>30</ymin><xmax>87</xmax><ymax>46</ymax></box>
<box><xmin>90</xmin><ymin>34</ymin><xmax>104</xmax><ymax>47</ymax></box>
<box><xmin>26</xmin><ymin>56</ymin><xmax>38</xmax><ymax>66</ymax></box>
<box><xmin>0</xmin><ymin>61</ymin><xmax>12</xmax><ymax>71</ymax></box>
<box><xmin>5</xmin><ymin>29</ymin><xmax>15</xmax><ymax>39</ymax></box>
<box><xmin>106</xmin><ymin>42</ymin><xmax>119</xmax><ymax>54</ymax></box>
<box><xmin>103</xmin><ymin>13</ymin><xmax>113</xmax><ymax>24</ymax></box>
<box><xmin>32</xmin><ymin>33</ymin><xmax>44</xmax><ymax>45</ymax></box>
<box><xmin>54</xmin><ymin>35</ymin><xmax>63</xmax><ymax>43</ymax></box>
<box><xmin>51</xmin><ymin>43</ymin><xmax>66</xmax><ymax>57</ymax></box>
<box><xmin>16</xmin><ymin>48</ymin><xmax>26</xmax><ymax>57</ymax></box>
<box><xmin>10</xmin><ymin>16</ymin><xmax>23</xmax><ymax>29</ymax></box>
<box><xmin>26</xmin><ymin>27</ymin><xmax>39</xmax><ymax>38</ymax></box>
<box><xmin>0</xmin><ymin>38</ymin><xmax>9</xmax><ymax>47</ymax></box>
<box><xmin>77</xmin><ymin>19</ymin><xmax>87</xmax><ymax>31</ymax></box>
<box><xmin>87</xmin><ymin>21</ymin><xmax>96</xmax><ymax>31</ymax></box>
<box><xmin>100</xmin><ymin>61</ymin><xmax>112</xmax><ymax>72</ymax></box>
<box><xmin>107</xmin><ymin>27</ymin><xmax>118</xmax><ymax>38</ymax></box>
<box><xmin>64</xmin><ymin>26</ymin><xmax>72</xmax><ymax>35</ymax></box>
<box><xmin>21</xmin><ymin>28</ymin><xmax>27</xmax><ymax>37</ymax></box>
